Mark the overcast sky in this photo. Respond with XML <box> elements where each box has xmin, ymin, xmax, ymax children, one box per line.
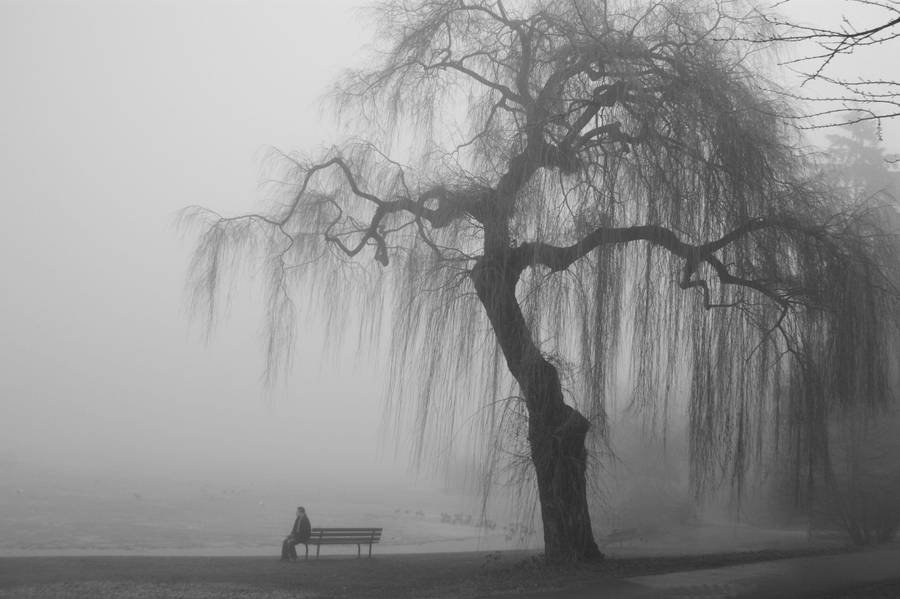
<box><xmin>0</xmin><ymin>0</ymin><xmax>401</xmax><ymax>491</ymax></box>
<box><xmin>1</xmin><ymin>0</ymin><xmax>898</xmax><ymax>496</ymax></box>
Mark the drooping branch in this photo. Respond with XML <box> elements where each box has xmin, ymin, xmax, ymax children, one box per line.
<box><xmin>511</xmin><ymin>216</ymin><xmax>829</xmax><ymax>311</ymax></box>
<box><xmin>417</xmin><ymin>57</ymin><xmax>527</xmax><ymax>105</ymax></box>
<box><xmin>277</xmin><ymin>154</ymin><xmax>491</xmax><ymax>265</ymax></box>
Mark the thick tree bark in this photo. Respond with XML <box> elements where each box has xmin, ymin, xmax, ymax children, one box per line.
<box><xmin>472</xmin><ymin>254</ymin><xmax>604</xmax><ymax>562</ymax></box>
<box><xmin>529</xmin><ymin>381</ymin><xmax>604</xmax><ymax>561</ymax></box>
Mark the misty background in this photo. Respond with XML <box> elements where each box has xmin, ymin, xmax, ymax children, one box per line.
<box><xmin>1</xmin><ymin>0</ymin><xmax>543</xmax><ymax>556</ymax></box>
<box><xmin>2</xmin><ymin>1</ymin><xmax>385</xmax><ymax>482</ymax></box>
<box><xmin>2</xmin><ymin>0</ymin><xmax>898</xmax><ymax>555</ymax></box>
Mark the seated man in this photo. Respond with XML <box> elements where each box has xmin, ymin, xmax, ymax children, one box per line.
<box><xmin>281</xmin><ymin>506</ymin><xmax>311</xmax><ymax>561</ymax></box>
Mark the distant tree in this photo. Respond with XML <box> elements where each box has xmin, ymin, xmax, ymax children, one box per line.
<box><xmin>759</xmin><ymin>0</ymin><xmax>900</xmax><ymax>126</ymax></box>
<box><xmin>816</xmin><ymin>405</ymin><xmax>900</xmax><ymax>544</ymax></box>
<box><xmin>812</xmin><ymin>121</ymin><xmax>900</xmax><ymax>545</ymax></box>
<box><xmin>752</xmin><ymin>120</ymin><xmax>900</xmax><ymax>543</ymax></box>
<box><xmin>824</xmin><ymin>118</ymin><xmax>900</xmax><ymax>191</ymax></box>
<box><xmin>183</xmin><ymin>0</ymin><xmax>900</xmax><ymax>561</ymax></box>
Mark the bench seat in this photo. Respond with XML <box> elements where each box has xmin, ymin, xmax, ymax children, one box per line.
<box><xmin>302</xmin><ymin>527</ymin><xmax>383</xmax><ymax>559</ymax></box>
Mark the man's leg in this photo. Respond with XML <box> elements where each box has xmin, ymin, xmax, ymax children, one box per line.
<box><xmin>281</xmin><ymin>537</ymin><xmax>293</xmax><ymax>560</ymax></box>
<box><xmin>289</xmin><ymin>538</ymin><xmax>299</xmax><ymax>560</ymax></box>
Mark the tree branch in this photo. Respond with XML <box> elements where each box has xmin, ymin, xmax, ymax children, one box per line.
<box><xmin>512</xmin><ymin>217</ymin><xmax>815</xmax><ymax>310</ymax></box>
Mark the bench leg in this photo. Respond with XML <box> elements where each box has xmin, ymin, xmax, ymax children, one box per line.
<box><xmin>304</xmin><ymin>544</ymin><xmax>309</xmax><ymax>560</ymax></box>
<box><xmin>368</xmin><ymin>543</ymin><xmax>373</xmax><ymax>558</ymax></box>
<box><xmin>316</xmin><ymin>544</ymin><xmax>321</xmax><ymax>559</ymax></box>
<box><xmin>357</xmin><ymin>544</ymin><xmax>361</xmax><ymax>558</ymax></box>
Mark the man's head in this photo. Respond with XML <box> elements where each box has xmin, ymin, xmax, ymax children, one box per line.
<box><xmin>297</xmin><ymin>506</ymin><xmax>306</xmax><ymax>516</ymax></box>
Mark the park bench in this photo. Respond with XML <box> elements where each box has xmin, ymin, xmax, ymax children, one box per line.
<box><xmin>301</xmin><ymin>527</ymin><xmax>383</xmax><ymax>559</ymax></box>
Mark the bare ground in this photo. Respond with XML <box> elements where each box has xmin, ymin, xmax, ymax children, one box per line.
<box><xmin>0</xmin><ymin>545</ymin><xmax>879</xmax><ymax>599</ymax></box>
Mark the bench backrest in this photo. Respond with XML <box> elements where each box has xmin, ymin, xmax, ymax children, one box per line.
<box><xmin>309</xmin><ymin>527</ymin><xmax>382</xmax><ymax>543</ymax></box>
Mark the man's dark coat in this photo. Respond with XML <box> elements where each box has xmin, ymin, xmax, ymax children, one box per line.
<box><xmin>291</xmin><ymin>514</ymin><xmax>311</xmax><ymax>542</ymax></box>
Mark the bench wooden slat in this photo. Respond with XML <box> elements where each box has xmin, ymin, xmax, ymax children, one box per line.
<box><xmin>310</xmin><ymin>534</ymin><xmax>382</xmax><ymax>540</ymax></box>
<box><xmin>311</xmin><ymin>528</ymin><xmax>382</xmax><ymax>532</ymax></box>
<box><xmin>311</xmin><ymin>530</ymin><xmax>381</xmax><ymax>537</ymax></box>
<box><xmin>310</xmin><ymin>534</ymin><xmax>382</xmax><ymax>539</ymax></box>
<box><xmin>312</xmin><ymin>535</ymin><xmax>381</xmax><ymax>540</ymax></box>
<box><xmin>302</xmin><ymin>527</ymin><xmax>382</xmax><ymax>559</ymax></box>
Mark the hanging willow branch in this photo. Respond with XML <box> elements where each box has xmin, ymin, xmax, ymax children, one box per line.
<box><xmin>183</xmin><ymin>0</ymin><xmax>900</xmax><ymax>518</ymax></box>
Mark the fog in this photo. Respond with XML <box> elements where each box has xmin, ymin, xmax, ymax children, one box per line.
<box><xmin>1</xmin><ymin>0</ymin><xmax>551</xmax><ymax>557</ymax></box>
<box><xmin>0</xmin><ymin>0</ymin><xmax>443</xmax><ymax>549</ymax></box>
<box><xmin>2</xmin><ymin>0</ymin><xmax>899</xmax><ymax>557</ymax></box>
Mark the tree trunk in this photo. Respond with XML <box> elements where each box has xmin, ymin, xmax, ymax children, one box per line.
<box><xmin>472</xmin><ymin>255</ymin><xmax>604</xmax><ymax>562</ymax></box>
<box><xmin>530</xmin><ymin>393</ymin><xmax>605</xmax><ymax>561</ymax></box>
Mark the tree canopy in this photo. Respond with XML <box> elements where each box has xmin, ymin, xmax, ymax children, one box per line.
<box><xmin>184</xmin><ymin>0</ymin><xmax>900</xmax><ymax>561</ymax></box>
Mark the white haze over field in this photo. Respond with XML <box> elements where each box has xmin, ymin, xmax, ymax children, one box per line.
<box><xmin>1</xmin><ymin>0</ymin><xmax>897</xmax><ymax>555</ymax></box>
<box><xmin>0</xmin><ymin>0</ymin><xmax>536</xmax><ymax>556</ymax></box>
<box><xmin>1</xmin><ymin>0</ymin><xmax>392</xmax><ymax>484</ymax></box>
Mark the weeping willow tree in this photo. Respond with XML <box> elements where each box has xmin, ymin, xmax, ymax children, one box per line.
<box><xmin>183</xmin><ymin>0</ymin><xmax>900</xmax><ymax>561</ymax></box>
